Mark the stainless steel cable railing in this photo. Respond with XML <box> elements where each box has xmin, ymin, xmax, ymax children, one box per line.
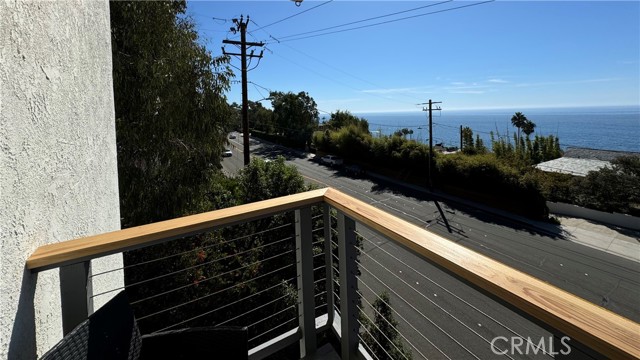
<box><xmin>26</xmin><ymin>188</ymin><xmax>640</xmax><ymax>359</ymax></box>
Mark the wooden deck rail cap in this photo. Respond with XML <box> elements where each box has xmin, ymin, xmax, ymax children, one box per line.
<box><xmin>322</xmin><ymin>187</ymin><xmax>640</xmax><ymax>360</ymax></box>
<box><xmin>26</xmin><ymin>188</ymin><xmax>327</xmax><ymax>271</ymax></box>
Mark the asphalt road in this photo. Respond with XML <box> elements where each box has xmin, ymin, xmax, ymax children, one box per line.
<box><xmin>223</xmin><ymin>133</ymin><xmax>640</xmax><ymax>359</ymax></box>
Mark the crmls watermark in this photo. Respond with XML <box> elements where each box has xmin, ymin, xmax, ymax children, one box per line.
<box><xmin>490</xmin><ymin>336</ymin><xmax>571</xmax><ymax>356</ymax></box>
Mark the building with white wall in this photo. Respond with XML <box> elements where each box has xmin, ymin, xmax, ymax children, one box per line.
<box><xmin>1</xmin><ymin>1</ymin><xmax>123</xmax><ymax>358</ymax></box>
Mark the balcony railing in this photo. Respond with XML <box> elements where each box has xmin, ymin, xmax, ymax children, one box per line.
<box><xmin>27</xmin><ymin>188</ymin><xmax>640</xmax><ymax>359</ymax></box>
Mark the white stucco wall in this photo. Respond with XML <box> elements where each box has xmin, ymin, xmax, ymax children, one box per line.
<box><xmin>0</xmin><ymin>1</ymin><xmax>123</xmax><ymax>358</ymax></box>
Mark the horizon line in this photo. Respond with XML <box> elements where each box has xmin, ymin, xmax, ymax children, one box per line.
<box><xmin>349</xmin><ymin>103</ymin><xmax>640</xmax><ymax>114</ymax></box>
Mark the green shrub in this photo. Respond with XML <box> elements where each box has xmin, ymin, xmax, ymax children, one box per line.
<box><xmin>435</xmin><ymin>153</ymin><xmax>547</xmax><ymax>218</ymax></box>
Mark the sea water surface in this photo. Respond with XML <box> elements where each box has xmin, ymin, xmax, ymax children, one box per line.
<box><xmin>350</xmin><ymin>106</ymin><xmax>640</xmax><ymax>152</ymax></box>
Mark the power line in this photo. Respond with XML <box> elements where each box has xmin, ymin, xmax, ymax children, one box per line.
<box><xmin>269</xmin><ymin>0</ymin><xmax>495</xmax><ymax>44</ymax></box>
<box><xmin>249</xmin><ymin>81</ymin><xmax>272</xmax><ymax>95</ymax></box>
<box><xmin>268</xmin><ymin>48</ymin><xmax>420</xmax><ymax>108</ymax></box>
<box><xmin>251</xmin><ymin>0</ymin><xmax>335</xmax><ymax>33</ymax></box>
<box><xmin>275</xmin><ymin>0</ymin><xmax>452</xmax><ymax>41</ymax></box>
<box><xmin>279</xmin><ymin>43</ymin><xmax>428</xmax><ymax>103</ymax></box>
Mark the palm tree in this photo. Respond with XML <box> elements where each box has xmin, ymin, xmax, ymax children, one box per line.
<box><xmin>511</xmin><ymin>112</ymin><xmax>528</xmax><ymax>143</ymax></box>
<box><xmin>521</xmin><ymin>119</ymin><xmax>536</xmax><ymax>138</ymax></box>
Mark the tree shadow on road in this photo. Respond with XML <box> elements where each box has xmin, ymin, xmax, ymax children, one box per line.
<box><xmin>368</xmin><ymin>177</ymin><xmax>568</xmax><ymax>241</ymax></box>
<box><xmin>252</xmin><ymin>146</ymin><xmax>307</xmax><ymax>161</ymax></box>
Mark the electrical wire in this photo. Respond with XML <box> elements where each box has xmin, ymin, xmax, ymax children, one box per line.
<box><xmin>270</xmin><ymin>1</ymin><xmax>495</xmax><ymax>44</ymax></box>
<box><xmin>251</xmin><ymin>0</ymin><xmax>335</xmax><ymax>33</ymax></box>
<box><xmin>275</xmin><ymin>0</ymin><xmax>452</xmax><ymax>41</ymax></box>
<box><xmin>268</xmin><ymin>48</ymin><xmax>421</xmax><ymax>108</ymax></box>
<box><xmin>358</xmin><ymin>295</ymin><xmax>427</xmax><ymax>360</ymax></box>
<box><xmin>279</xmin><ymin>42</ymin><xmax>428</xmax><ymax>103</ymax></box>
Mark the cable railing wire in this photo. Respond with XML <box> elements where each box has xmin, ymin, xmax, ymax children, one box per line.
<box><xmin>137</xmin><ymin>262</ymin><xmax>295</xmax><ymax>322</ymax></box>
<box><xmin>358</xmin><ymin>277</ymin><xmax>451</xmax><ymax>360</ymax></box>
<box><xmin>152</xmin><ymin>277</ymin><xmax>296</xmax><ymax>333</ymax></box>
<box><xmin>358</xmin><ymin>334</ymin><xmax>383</xmax><ymax>360</ymax></box>
<box><xmin>247</xmin><ymin>304</ymin><xmax>298</xmax><ymax>332</ymax></box>
<box><xmin>90</xmin><ymin>221</ymin><xmax>294</xmax><ymax>278</ymax></box>
<box><xmin>133</xmin><ymin>234</ymin><xmax>293</xmax><ymax>287</ymax></box>
<box><xmin>128</xmin><ymin>248</ymin><xmax>295</xmax><ymax>306</ymax></box>
<box><xmin>216</xmin><ymin>291</ymin><xmax>294</xmax><ymax>328</ymax></box>
<box><xmin>358</xmin><ymin>253</ymin><xmax>490</xmax><ymax>358</ymax></box>
<box><xmin>359</xmin><ymin>236</ymin><xmax>542</xmax><ymax>348</ymax></box>
<box><xmin>357</xmin><ymin>262</ymin><xmax>479</xmax><ymax>360</ymax></box>
<box><xmin>357</xmin><ymin>318</ymin><xmax>401</xmax><ymax>360</ymax></box>
<box><xmin>248</xmin><ymin>316</ymin><xmax>299</xmax><ymax>343</ymax></box>
<box><xmin>358</xmin><ymin>291</ymin><xmax>428</xmax><ymax>360</ymax></box>
<box><xmin>358</xmin><ymin>306</ymin><xmax>412</xmax><ymax>360</ymax></box>
<box><xmin>96</xmin><ymin>234</ymin><xmax>294</xmax><ymax>296</ymax></box>
<box><xmin>359</xmin><ymin>249</ymin><xmax>520</xmax><ymax>358</ymax></box>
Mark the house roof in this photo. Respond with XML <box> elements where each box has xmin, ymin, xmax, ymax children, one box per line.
<box><xmin>535</xmin><ymin>147</ymin><xmax>639</xmax><ymax>177</ymax></box>
<box><xmin>535</xmin><ymin>157</ymin><xmax>611</xmax><ymax>176</ymax></box>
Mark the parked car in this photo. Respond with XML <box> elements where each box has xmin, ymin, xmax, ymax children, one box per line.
<box><xmin>345</xmin><ymin>164</ymin><xmax>365</xmax><ymax>177</ymax></box>
<box><xmin>223</xmin><ymin>149</ymin><xmax>232</xmax><ymax>157</ymax></box>
<box><xmin>229</xmin><ymin>134</ymin><xmax>236</xmax><ymax>139</ymax></box>
<box><xmin>321</xmin><ymin>155</ymin><xmax>343</xmax><ymax>166</ymax></box>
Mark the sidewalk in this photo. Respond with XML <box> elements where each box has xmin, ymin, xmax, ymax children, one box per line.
<box><xmin>557</xmin><ymin>216</ymin><xmax>640</xmax><ymax>263</ymax></box>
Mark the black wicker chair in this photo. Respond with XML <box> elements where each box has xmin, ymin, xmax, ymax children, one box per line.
<box><xmin>41</xmin><ymin>291</ymin><xmax>248</xmax><ymax>360</ymax></box>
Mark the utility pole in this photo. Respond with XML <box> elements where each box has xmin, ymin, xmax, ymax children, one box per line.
<box><xmin>223</xmin><ymin>15</ymin><xmax>264</xmax><ymax>166</ymax></box>
<box><xmin>420</xmin><ymin>99</ymin><xmax>442</xmax><ymax>189</ymax></box>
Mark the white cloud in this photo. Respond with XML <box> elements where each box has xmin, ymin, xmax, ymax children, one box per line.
<box><xmin>361</xmin><ymin>87</ymin><xmax>434</xmax><ymax>95</ymax></box>
<box><xmin>449</xmin><ymin>90</ymin><xmax>486</xmax><ymax>94</ymax></box>
<box><xmin>488</xmin><ymin>78</ymin><xmax>508</xmax><ymax>83</ymax></box>
<box><xmin>515</xmin><ymin>78</ymin><xmax>620</xmax><ymax>87</ymax></box>
<box><xmin>361</xmin><ymin>87</ymin><xmax>415</xmax><ymax>94</ymax></box>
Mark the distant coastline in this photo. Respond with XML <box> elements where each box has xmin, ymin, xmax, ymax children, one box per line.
<box><xmin>347</xmin><ymin>105</ymin><xmax>640</xmax><ymax>152</ymax></box>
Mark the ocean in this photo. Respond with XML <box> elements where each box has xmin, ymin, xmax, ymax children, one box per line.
<box><xmin>350</xmin><ymin>106</ymin><xmax>640</xmax><ymax>152</ymax></box>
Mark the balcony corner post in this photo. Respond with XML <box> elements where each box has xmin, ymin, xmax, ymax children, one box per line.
<box><xmin>295</xmin><ymin>207</ymin><xmax>317</xmax><ymax>358</ymax></box>
<box><xmin>338</xmin><ymin>212</ymin><xmax>360</xmax><ymax>359</ymax></box>
<box><xmin>323</xmin><ymin>203</ymin><xmax>334</xmax><ymax>326</ymax></box>
<box><xmin>59</xmin><ymin>261</ymin><xmax>93</xmax><ymax>335</ymax></box>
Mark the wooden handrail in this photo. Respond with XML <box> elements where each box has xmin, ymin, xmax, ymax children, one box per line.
<box><xmin>26</xmin><ymin>187</ymin><xmax>640</xmax><ymax>358</ymax></box>
<box><xmin>26</xmin><ymin>188</ymin><xmax>327</xmax><ymax>271</ymax></box>
<box><xmin>323</xmin><ymin>187</ymin><xmax>640</xmax><ymax>360</ymax></box>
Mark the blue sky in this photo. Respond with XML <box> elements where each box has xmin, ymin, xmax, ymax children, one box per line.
<box><xmin>186</xmin><ymin>1</ymin><xmax>640</xmax><ymax>113</ymax></box>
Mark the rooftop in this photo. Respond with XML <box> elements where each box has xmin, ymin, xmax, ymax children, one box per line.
<box><xmin>536</xmin><ymin>146</ymin><xmax>640</xmax><ymax>176</ymax></box>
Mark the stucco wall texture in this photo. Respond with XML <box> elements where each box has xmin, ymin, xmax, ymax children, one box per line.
<box><xmin>1</xmin><ymin>1</ymin><xmax>123</xmax><ymax>358</ymax></box>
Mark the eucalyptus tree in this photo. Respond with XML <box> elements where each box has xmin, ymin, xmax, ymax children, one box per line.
<box><xmin>111</xmin><ymin>0</ymin><xmax>234</xmax><ymax>227</ymax></box>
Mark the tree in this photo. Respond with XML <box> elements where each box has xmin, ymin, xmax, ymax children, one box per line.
<box><xmin>475</xmin><ymin>134</ymin><xmax>487</xmax><ymax>154</ymax></box>
<box><xmin>510</xmin><ymin>112</ymin><xmax>528</xmax><ymax>144</ymax></box>
<box><xmin>461</xmin><ymin>126</ymin><xmax>475</xmax><ymax>154</ymax></box>
<box><xmin>269</xmin><ymin>91</ymin><xmax>319</xmax><ymax>146</ymax></box>
<box><xmin>361</xmin><ymin>291</ymin><xmax>412</xmax><ymax>360</ymax></box>
<box><xmin>573</xmin><ymin>155</ymin><xmax>640</xmax><ymax>214</ymax></box>
<box><xmin>521</xmin><ymin>119</ymin><xmax>536</xmax><ymax>138</ymax></box>
<box><xmin>111</xmin><ymin>0</ymin><xmax>234</xmax><ymax>228</ymax></box>
<box><xmin>127</xmin><ymin>157</ymin><xmax>321</xmax><ymax>338</ymax></box>
<box><xmin>326</xmin><ymin>110</ymin><xmax>369</xmax><ymax>133</ymax></box>
<box><xmin>248</xmin><ymin>100</ymin><xmax>274</xmax><ymax>133</ymax></box>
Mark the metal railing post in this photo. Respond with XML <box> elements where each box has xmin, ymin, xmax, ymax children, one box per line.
<box><xmin>295</xmin><ymin>207</ymin><xmax>317</xmax><ymax>358</ymax></box>
<box><xmin>59</xmin><ymin>261</ymin><xmax>93</xmax><ymax>335</ymax></box>
<box><xmin>323</xmin><ymin>203</ymin><xmax>334</xmax><ymax>326</ymax></box>
<box><xmin>338</xmin><ymin>211</ymin><xmax>359</xmax><ymax>359</ymax></box>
